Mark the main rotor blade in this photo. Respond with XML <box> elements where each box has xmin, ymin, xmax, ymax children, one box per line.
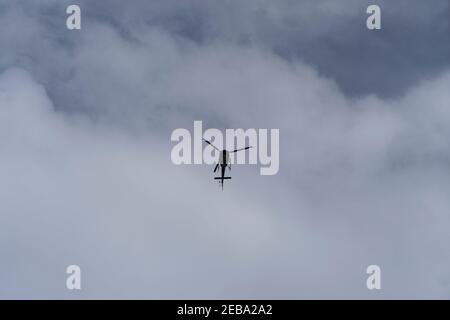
<box><xmin>231</xmin><ymin>146</ymin><xmax>252</xmax><ymax>153</ymax></box>
<box><xmin>202</xmin><ymin>138</ymin><xmax>221</xmax><ymax>151</ymax></box>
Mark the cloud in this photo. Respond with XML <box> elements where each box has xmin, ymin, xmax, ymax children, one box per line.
<box><xmin>0</xmin><ymin>1</ymin><xmax>449</xmax><ymax>299</ymax></box>
<box><xmin>1</xmin><ymin>63</ymin><xmax>450</xmax><ymax>299</ymax></box>
<box><xmin>1</xmin><ymin>0</ymin><xmax>449</xmax><ymax>117</ymax></box>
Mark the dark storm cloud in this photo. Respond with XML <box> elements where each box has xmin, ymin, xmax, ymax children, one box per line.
<box><xmin>73</xmin><ymin>0</ymin><xmax>450</xmax><ymax>97</ymax></box>
<box><xmin>1</xmin><ymin>0</ymin><xmax>448</xmax><ymax>117</ymax></box>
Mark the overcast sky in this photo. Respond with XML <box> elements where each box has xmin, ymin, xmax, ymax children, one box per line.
<box><xmin>0</xmin><ymin>0</ymin><xmax>449</xmax><ymax>299</ymax></box>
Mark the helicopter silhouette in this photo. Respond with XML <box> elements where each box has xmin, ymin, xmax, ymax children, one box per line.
<box><xmin>202</xmin><ymin>138</ymin><xmax>252</xmax><ymax>189</ymax></box>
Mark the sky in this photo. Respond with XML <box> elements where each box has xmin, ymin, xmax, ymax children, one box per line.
<box><xmin>0</xmin><ymin>0</ymin><xmax>449</xmax><ymax>299</ymax></box>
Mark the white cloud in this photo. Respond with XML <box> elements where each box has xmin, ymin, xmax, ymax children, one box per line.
<box><xmin>1</xmin><ymin>45</ymin><xmax>450</xmax><ymax>298</ymax></box>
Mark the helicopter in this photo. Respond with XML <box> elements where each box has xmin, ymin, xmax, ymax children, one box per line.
<box><xmin>202</xmin><ymin>138</ymin><xmax>252</xmax><ymax>189</ymax></box>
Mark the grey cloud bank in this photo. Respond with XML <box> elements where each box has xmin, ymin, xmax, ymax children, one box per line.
<box><xmin>2</xmin><ymin>0</ymin><xmax>448</xmax><ymax>104</ymax></box>
<box><xmin>0</xmin><ymin>1</ymin><xmax>449</xmax><ymax>298</ymax></box>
